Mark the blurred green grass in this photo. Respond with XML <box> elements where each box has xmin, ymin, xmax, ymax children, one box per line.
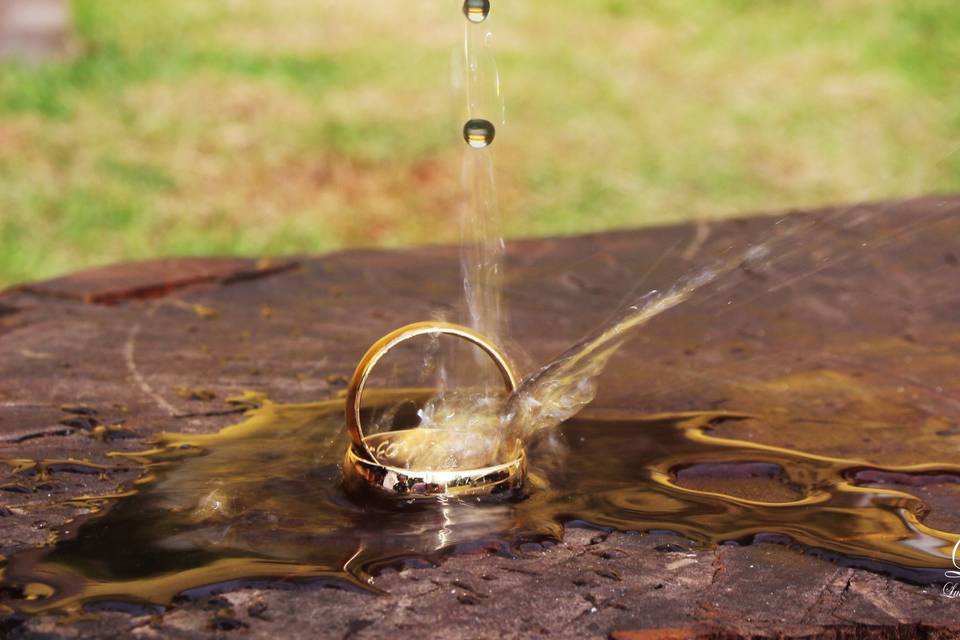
<box><xmin>0</xmin><ymin>0</ymin><xmax>958</xmax><ymax>286</ymax></box>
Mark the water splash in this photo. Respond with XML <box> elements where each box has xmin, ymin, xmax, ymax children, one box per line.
<box><xmin>418</xmin><ymin>246</ymin><xmax>769</xmax><ymax>469</ymax></box>
<box><xmin>416</xmin><ymin>195</ymin><xmax>957</xmax><ymax>470</ymax></box>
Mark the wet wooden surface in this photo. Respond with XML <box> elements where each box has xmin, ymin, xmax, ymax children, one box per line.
<box><xmin>2</xmin><ymin>195</ymin><xmax>960</xmax><ymax>639</ymax></box>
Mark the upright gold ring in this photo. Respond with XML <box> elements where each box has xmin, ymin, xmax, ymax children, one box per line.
<box><xmin>345</xmin><ymin>321</ymin><xmax>518</xmax><ymax>464</ymax></box>
<box><xmin>342</xmin><ymin>321</ymin><xmax>526</xmax><ymax>500</ymax></box>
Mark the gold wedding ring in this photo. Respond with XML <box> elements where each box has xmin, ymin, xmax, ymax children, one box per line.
<box><xmin>342</xmin><ymin>321</ymin><xmax>526</xmax><ymax>499</ymax></box>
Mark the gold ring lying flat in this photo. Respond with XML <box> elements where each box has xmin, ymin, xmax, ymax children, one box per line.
<box><xmin>342</xmin><ymin>321</ymin><xmax>526</xmax><ymax>499</ymax></box>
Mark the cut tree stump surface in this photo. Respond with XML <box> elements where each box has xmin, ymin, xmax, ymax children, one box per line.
<box><xmin>2</xmin><ymin>195</ymin><xmax>960</xmax><ymax>639</ymax></box>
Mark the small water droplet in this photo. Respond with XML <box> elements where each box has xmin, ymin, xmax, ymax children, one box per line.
<box><xmin>463</xmin><ymin>119</ymin><xmax>495</xmax><ymax>148</ymax></box>
<box><xmin>462</xmin><ymin>0</ymin><xmax>490</xmax><ymax>23</ymax></box>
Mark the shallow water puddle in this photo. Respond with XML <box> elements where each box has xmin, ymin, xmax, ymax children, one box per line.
<box><xmin>1</xmin><ymin>389</ymin><xmax>958</xmax><ymax>615</ymax></box>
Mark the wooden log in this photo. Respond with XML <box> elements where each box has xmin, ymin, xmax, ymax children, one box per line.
<box><xmin>1</xmin><ymin>195</ymin><xmax>959</xmax><ymax>638</ymax></box>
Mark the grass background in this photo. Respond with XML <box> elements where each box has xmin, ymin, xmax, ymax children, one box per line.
<box><xmin>0</xmin><ymin>0</ymin><xmax>957</xmax><ymax>287</ymax></box>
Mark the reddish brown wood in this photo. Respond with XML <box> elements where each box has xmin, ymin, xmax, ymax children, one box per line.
<box><xmin>14</xmin><ymin>257</ymin><xmax>298</xmax><ymax>304</ymax></box>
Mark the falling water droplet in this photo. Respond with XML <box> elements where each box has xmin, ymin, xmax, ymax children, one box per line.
<box><xmin>463</xmin><ymin>119</ymin><xmax>495</xmax><ymax>149</ymax></box>
<box><xmin>462</xmin><ymin>0</ymin><xmax>490</xmax><ymax>23</ymax></box>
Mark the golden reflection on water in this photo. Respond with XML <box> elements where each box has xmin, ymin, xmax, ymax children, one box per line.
<box><xmin>1</xmin><ymin>389</ymin><xmax>958</xmax><ymax>615</ymax></box>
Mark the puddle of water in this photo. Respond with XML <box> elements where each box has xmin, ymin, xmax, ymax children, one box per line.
<box><xmin>1</xmin><ymin>389</ymin><xmax>957</xmax><ymax>616</ymax></box>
